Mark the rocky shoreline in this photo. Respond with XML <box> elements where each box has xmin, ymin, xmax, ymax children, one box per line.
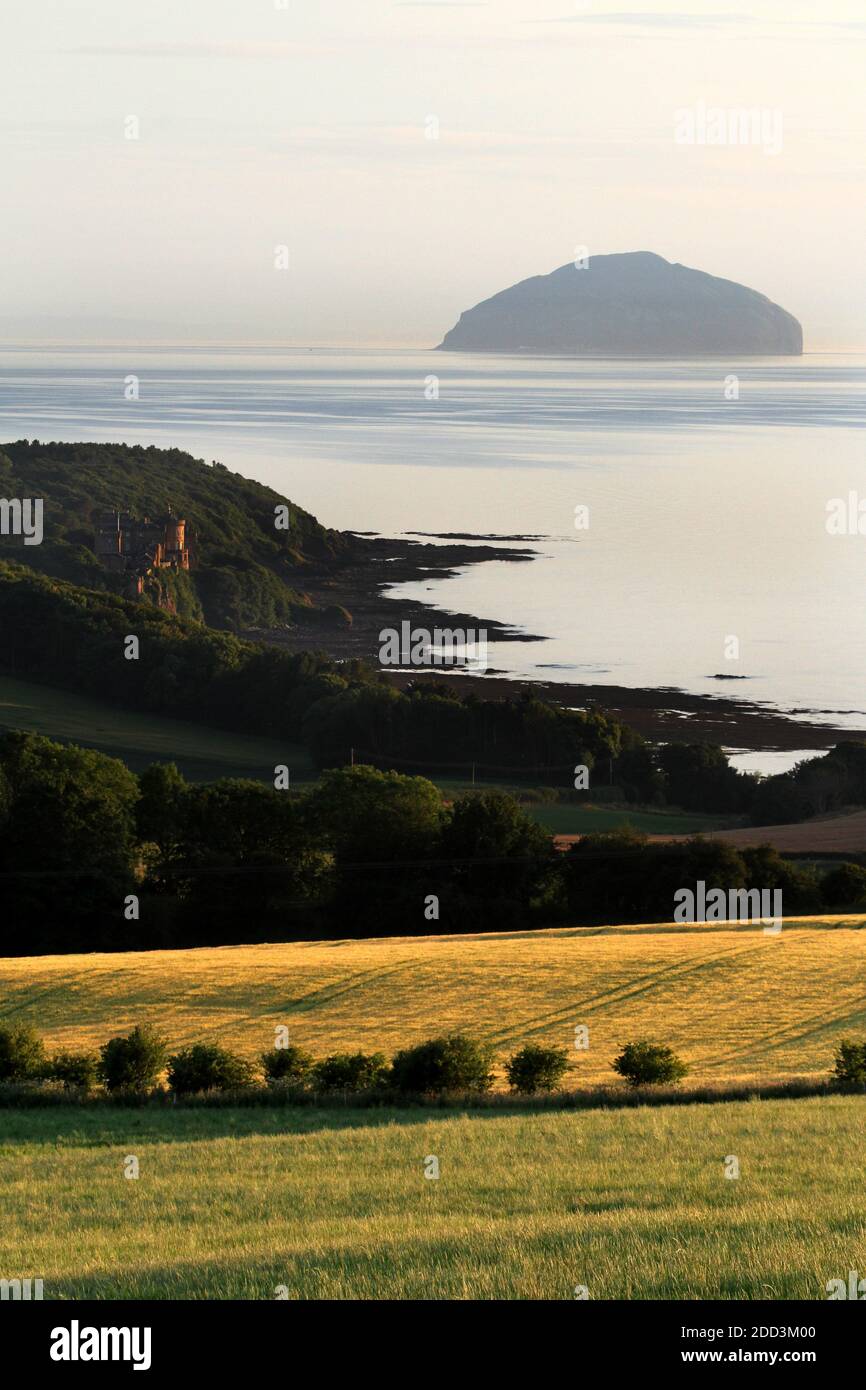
<box><xmin>248</xmin><ymin>533</ymin><xmax>866</xmax><ymax>755</ymax></box>
<box><xmin>383</xmin><ymin>671</ymin><xmax>866</xmax><ymax>754</ymax></box>
<box><xmin>247</xmin><ymin>534</ymin><xmax>545</xmax><ymax>658</ymax></box>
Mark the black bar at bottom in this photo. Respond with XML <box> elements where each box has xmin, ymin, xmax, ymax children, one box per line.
<box><xmin>9</xmin><ymin>1298</ymin><xmax>856</xmax><ymax>1376</ymax></box>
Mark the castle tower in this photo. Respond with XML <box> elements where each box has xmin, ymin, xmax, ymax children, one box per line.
<box><xmin>164</xmin><ymin>515</ymin><xmax>189</xmax><ymax>569</ymax></box>
<box><xmin>165</xmin><ymin>516</ymin><xmax>185</xmax><ymax>552</ymax></box>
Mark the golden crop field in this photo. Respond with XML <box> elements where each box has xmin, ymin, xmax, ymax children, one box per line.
<box><xmin>2</xmin><ymin>915</ymin><xmax>865</xmax><ymax>1086</ymax></box>
<box><xmin>2</xmin><ymin>1097</ymin><xmax>865</xmax><ymax>1299</ymax></box>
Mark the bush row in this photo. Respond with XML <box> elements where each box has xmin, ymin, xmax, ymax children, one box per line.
<box><xmin>6</xmin><ymin>1021</ymin><xmax>866</xmax><ymax>1100</ymax></box>
<box><xmin>0</xmin><ymin>1024</ymin><xmax>689</xmax><ymax>1097</ymax></box>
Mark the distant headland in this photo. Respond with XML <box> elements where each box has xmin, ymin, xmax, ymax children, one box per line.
<box><xmin>437</xmin><ymin>251</ymin><xmax>803</xmax><ymax>356</ymax></box>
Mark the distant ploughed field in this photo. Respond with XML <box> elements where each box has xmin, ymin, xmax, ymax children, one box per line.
<box><xmin>2</xmin><ymin>918</ymin><xmax>865</xmax><ymax>1086</ymax></box>
<box><xmin>555</xmin><ymin>811</ymin><xmax>866</xmax><ymax>855</ymax></box>
<box><xmin>665</xmin><ymin>811</ymin><xmax>866</xmax><ymax>855</ymax></box>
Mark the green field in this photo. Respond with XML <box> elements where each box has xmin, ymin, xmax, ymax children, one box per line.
<box><xmin>517</xmin><ymin>800</ymin><xmax>731</xmax><ymax>836</ymax></box>
<box><xmin>0</xmin><ymin>674</ymin><xmax>314</xmax><ymax>783</ymax></box>
<box><xmin>1</xmin><ymin>1097</ymin><xmax>863</xmax><ymax>1299</ymax></box>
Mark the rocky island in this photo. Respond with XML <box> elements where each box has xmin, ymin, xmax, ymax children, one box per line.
<box><xmin>437</xmin><ymin>251</ymin><xmax>803</xmax><ymax>356</ymax></box>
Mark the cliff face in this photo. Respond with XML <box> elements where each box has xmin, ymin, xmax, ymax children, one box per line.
<box><xmin>437</xmin><ymin>252</ymin><xmax>803</xmax><ymax>356</ymax></box>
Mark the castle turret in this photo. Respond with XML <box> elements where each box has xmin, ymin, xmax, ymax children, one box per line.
<box><xmin>165</xmin><ymin>516</ymin><xmax>185</xmax><ymax>552</ymax></box>
<box><xmin>164</xmin><ymin>515</ymin><xmax>189</xmax><ymax>569</ymax></box>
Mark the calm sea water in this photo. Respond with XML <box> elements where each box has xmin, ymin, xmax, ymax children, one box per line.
<box><xmin>1</xmin><ymin>346</ymin><xmax>865</xmax><ymax>738</ymax></box>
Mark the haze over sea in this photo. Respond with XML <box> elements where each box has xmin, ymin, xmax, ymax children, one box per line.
<box><xmin>2</xmin><ymin>346</ymin><xmax>865</xmax><ymax>740</ymax></box>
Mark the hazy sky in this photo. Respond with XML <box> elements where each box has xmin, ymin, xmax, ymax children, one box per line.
<box><xmin>2</xmin><ymin>0</ymin><xmax>864</xmax><ymax>347</ymax></box>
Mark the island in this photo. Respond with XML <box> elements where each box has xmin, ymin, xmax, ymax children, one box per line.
<box><xmin>437</xmin><ymin>251</ymin><xmax>803</xmax><ymax>356</ymax></box>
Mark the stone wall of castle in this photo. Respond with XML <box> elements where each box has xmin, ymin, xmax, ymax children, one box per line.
<box><xmin>95</xmin><ymin>509</ymin><xmax>191</xmax><ymax>582</ymax></box>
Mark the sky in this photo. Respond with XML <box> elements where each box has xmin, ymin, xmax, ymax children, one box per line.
<box><xmin>1</xmin><ymin>0</ymin><xmax>864</xmax><ymax>348</ymax></box>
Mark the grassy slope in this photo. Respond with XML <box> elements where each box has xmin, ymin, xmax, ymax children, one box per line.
<box><xmin>1</xmin><ymin>1097</ymin><xmax>864</xmax><ymax>1299</ymax></box>
<box><xmin>0</xmin><ymin>439</ymin><xmax>351</xmax><ymax>629</ymax></box>
<box><xmin>0</xmin><ymin>674</ymin><xmax>314</xmax><ymax>782</ymax></box>
<box><xmin>524</xmin><ymin>800</ymin><xmax>731</xmax><ymax>836</ymax></box>
<box><xmin>0</xmin><ymin>439</ymin><xmax>339</xmax><ymax>575</ymax></box>
<box><xmin>3</xmin><ymin>919</ymin><xmax>865</xmax><ymax>1085</ymax></box>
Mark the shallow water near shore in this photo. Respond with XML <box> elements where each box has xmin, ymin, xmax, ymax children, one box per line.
<box><xmin>2</xmin><ymin>345</ymin><xmax>865</xmax><ymax>735</ymax></box>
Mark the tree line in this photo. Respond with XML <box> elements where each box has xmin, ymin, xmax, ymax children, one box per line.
<box><xmin>2</xmin><ymin>731</ymin><xmax>864</xmax><ymax>956</ymax></box>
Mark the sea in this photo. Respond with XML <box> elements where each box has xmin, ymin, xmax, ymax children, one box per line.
<box><xmin>1</xmin><ymin>345</ymin><xmax>865</xmax><ymax>771</ymax></box>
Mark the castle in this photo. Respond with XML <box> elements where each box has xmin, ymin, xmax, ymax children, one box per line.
<box><xmin>95</xmin><ymin>508</ymin><xmax>191</xmax><ymax>597</ymax></box>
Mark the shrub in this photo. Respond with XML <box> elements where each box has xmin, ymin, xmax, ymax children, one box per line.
<box><xmin>313</xmin><ymin>1051</ymin><xmax>388</xmax><ymax>1093</ymax></box>
<box><xmin>832</xmin><ymin>1039</ymin><xmax>866</xmax><ymax>1091</ymax></box>
<box><xmin>612</xmin><ymin>1040</ymin><xmax>688</xmax><ymax>1088</ymax></box>
<box><xmin>167</xmin><ymin>1043</ymin><xmax>256</xmax><ymax>1095</ymax></box>
<box><xmin>505</xmin><ymin>1043</ymin><xmax>569</xmax><ymax>1094</ymax></box>
<box><xmin>0</xmin><ymin>1023</ymin><xmax>45</xmax><ymax>1081</ymax></box>
<box><xmin>261</xmin><ymin>1044</ymin><xmax>315</xmax><ymax>1087</ymax></box>
<box><xmin>390</xmin><ymin>1035</ymin><xmax>494</xmax><ymax>1095</ymax></box>
<box><xmin>47</xmin><ymin>1050</ymin><xmax>99</xmax><ymax>1091</ymax></box>
<box><xmin>98</xmin><ymin>1024</ymin><xmax>168</xmax><ymax>1092</ymax></box>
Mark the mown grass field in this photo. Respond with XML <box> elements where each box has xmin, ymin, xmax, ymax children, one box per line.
<box><xmin>3</xmin><ymin>918</ymin><xmax>865</xmax><ymax>1085</ymax></box>
<box><xmin>1</xmin><ymin>1097</ymin><xmax>864</xmax><ymax>1299</ymax></box>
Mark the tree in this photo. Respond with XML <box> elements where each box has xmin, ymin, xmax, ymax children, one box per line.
<box><xmin>156</xmin><ymin>778</ymin><xmax>329</xmax><ymax>941</ymax></box>
<box><xmin>832</xmin><ymin>1039</ymin><xmax>866</xmax><ymax>1091</ymax></box>
<box><xmin>47</xmin><ymin>1050</ymin><xmax>99</xmax><ymax>1090</ymax></box>
<box><xmin>313</xmin><ymin>1052</ymin><xmax>389</xmax><ymax>1092</ymax></box>
<box><xmin>261</xmin><ymin>1045</ymin><xmax>315</xmax><ymax>1087</ymax></box>
<box><xmin>0</xmin><ymin>732</ymin><xmax>139</xmax><ymax>953</ymax></box>
<box><xmin>820</xmin><ymin>862</ymin><xmax>866</xmax><ymax>909</ymax></box>
<box><xmin>302</xmin><ymin>685</ymin><xmax>404</xmax><ymax>769</ymax></box>
<box><xmin>299</xmin><ymin>765</ymin><xmax>444</xmax><ymax>934</ymax></box>
<box><xmin>563</xmin><ymin>828</ymin><xmax>650</xmax><ymax>923</ymax></box>
<box><xmin>136</xmin><ymin>762</ymin><xmax>187</xmax><ymax>849</ymax></box>
<box><xmin>304</xmin><ymin>764</ymin><xmax>443</xmax><ymax>865</ymax></box>
<box><xmin>659</xmin><ymin>743</ymin><xmax>751</xmax><ymax>813</ymax></box>
<box><xmin>612</xmin><ymin>1040</ymin><xmax>688</xmax><ymax>1088</ymax></box>
<box><xmin>167</xmin><ymin>1043</ymin><xmax>256</xmax><ymax>1094</ymax></box>
<box><xmin>615</xmin><ymin>744</ymin><xmax>665</xmax><ymax>803</ymax></box>
<box><xmin>98</xmin><ymin>1024</ymin><xmax>168</xmax><ymax>1092</ymax></box>
<box><xmin>390</xmin><ymin>1035</ymin><xmax>495</xmax><ymax>1094</ymax></box>
<box><xmin>0</xmin><ymin>1023</ymin><xmax>45</xmax><ymax>1080</ymax></box>
<box><xmin>505</xmin><ymin>1043</ymin><xmax>569</xmax><ymax>1094</ymax></box>
<box><xmin>750</xmin><ymin>773</ymin><xmax>815</xmax><ymax>826</ymax></box>
<box><xmin>438</xmin><ymin>790</ymin><xmax>556</xmax><ymax>929</ymax></box>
